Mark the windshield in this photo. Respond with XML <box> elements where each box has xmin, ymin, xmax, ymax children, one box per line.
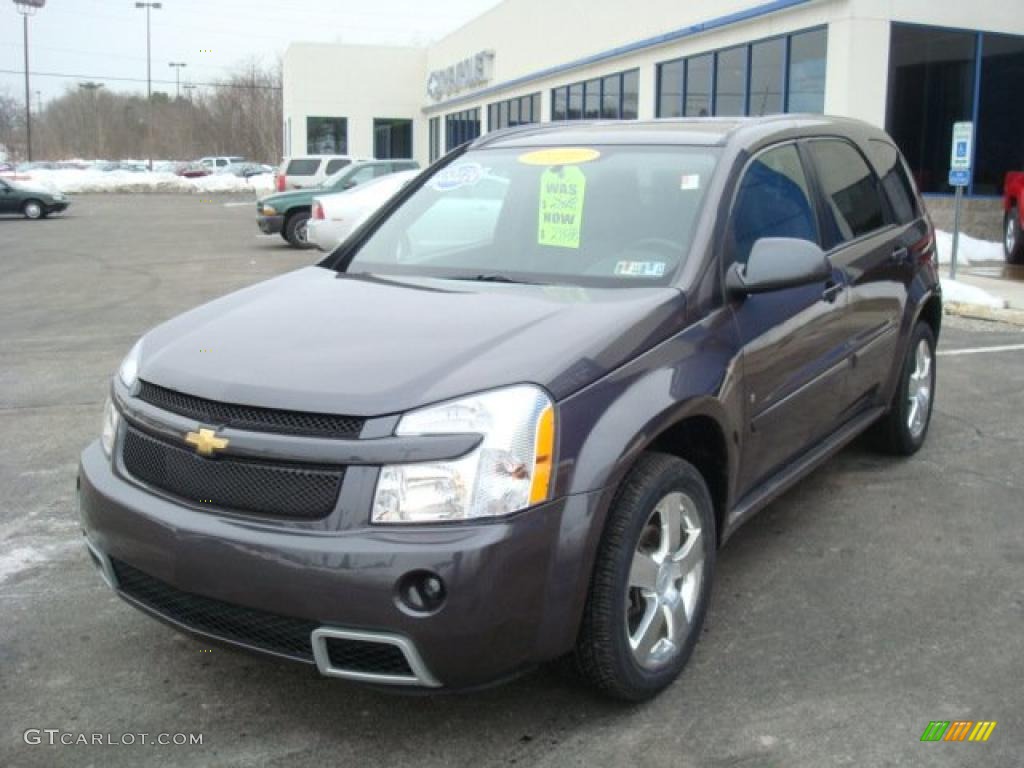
<box><xmin>342</xmin><ymin>145</ymin><xmax>719</xmax><ymax>287</ymax></box>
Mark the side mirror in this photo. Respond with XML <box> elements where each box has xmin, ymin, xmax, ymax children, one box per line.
<box><xmin>342</xmin><ymin>180</ymin><xmax>357</xmax><ymax>190</ymax></box>
<box><xmin>726</xmin><ymin>238</ymin><xmax>831</xmax><ymax>297</ymax></box>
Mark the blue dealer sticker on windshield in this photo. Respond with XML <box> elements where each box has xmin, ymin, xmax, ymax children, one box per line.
<box><xmin>430</xmin><ymin>162</ymin><xmax>483</xmax><ymax>192</ymax></box>
<box><xmin>615</xmin><ymin>261</ymin><xmax>666</xmax><ymax>277</ymax></box>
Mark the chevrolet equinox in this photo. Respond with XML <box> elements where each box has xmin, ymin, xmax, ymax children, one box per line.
<box><xmin>78</xmin><ymin>117</ymin><xmax>941</xmax><ymax>701</ymax></box>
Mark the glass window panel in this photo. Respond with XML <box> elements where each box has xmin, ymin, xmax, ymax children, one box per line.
<box><xmin>508</xmin><ymin>98</ymin><xmax>520</xmax><ymax>127</ymax></box>
<box><xmin>886</xmin><ymin>24</ymin><xmax>975</xmax><ymax>194</ymax></box>
<box><xmin>429</xmin><ymin>117</ymin><xmax>440</xmax><ymax>162</ymax></box>
<box><xmin>499</xmin><ymin>101</ymin><xmax>509</xmax><ymax>130</ymax></box>
<box><xmin>730</xmin><ymin>144</ymin><xmax>818</xmax><ymax>264</ymax></box>
<box><xmin>808</xmin><ymin>140</ymin><xmax>886</xmax><ymax>245</ymax></box>
<box><xmin>658</xmin><ymin>60</ymin><xmax>684</xmax><ymax>118</ymax></box>
<box><xmin>685</xmin><ymin>55</ymin><xmax>713</xmax><ymax>117</ymax></box>
<box><xmin>373</xmin><ymin>118</ymin><xmax>412</xmax><ymax>159</ymax></box>
<box><xmin>869</xmin><ymin>139</ymin><xmax>921</xmax><ymax>225</ymax></box>
<box><xmin>750</xmin><ymin>38</ymin><xmax>785</xmax><ymax>116</ymax></box>
<box><xmin>531</xmin><ymin>94</ymin><xmax>541</xmax><ymax>123</ymax></box>
<box><xmin>584</xmin><ymin>79</ymin><xmax>602</xmax><ymax>119</ymax></box>
<box><xmin>487</xmin><ymin>105</ymin><xmax>496</xmax><ymax>132</ymax></box>
<box><xmin>975</xmin><ymin>33</ymin><xmax>1024</xmax><ymax>195</ymax></box>
<box><xmin>715</xmin><ymin>46</ymin><xmax>747</xmax><ymax>116</ymax></box>
<box><xmin>552</xmin><ymin>88</ymin><xmax>567</xmax><ymax>121</ymax></box>
<box><xmin>568</xmin><ymin>83</ymin><xmax>584</xmax><ymax>120</ymax></box>
<box><xmin>788</xmin><ymin>28</ymin><xmax>827</xmax><ymax>113</ymax></box>
<box><xmin>602</xmin><ymin>73</ymin><xmax>621</xmax><ymax>119</ymax></box>
<box><xmin>306</xmin><ymin>116</ymin><xmax>348</xmax><ymax>154</ymax></box>
<box><xmin>621</xmin><ymin>69</ymin><xmax>639</xmax><ymax>119</ymax></box>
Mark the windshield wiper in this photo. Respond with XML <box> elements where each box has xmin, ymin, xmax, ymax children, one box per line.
<box><xmin>446</xmin><ymin>274</ymin><xmax>544</xmax><ymax>285</ymax></box>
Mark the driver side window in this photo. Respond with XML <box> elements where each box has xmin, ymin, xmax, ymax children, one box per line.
<box><xmin>731</xmin><ymin>144</ymin><xmax>818</xmax><ymax>265</ymax></box>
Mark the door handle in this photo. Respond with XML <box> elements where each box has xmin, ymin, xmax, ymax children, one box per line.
<box><xmin>822</xmin><ymin>281</ymin><xmax>843</xmax><ymax>303</ymax></box>
<box><xmin>891</xmin><ymin>246</ymin><xmax>910</xmax><ymax>264</ymax></box>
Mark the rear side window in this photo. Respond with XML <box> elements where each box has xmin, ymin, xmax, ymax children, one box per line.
<box><xmin>807</xmin><ymin>140</ymin><xmax>886</xmax><ymax>245</ymax></box>
<box><xmin>868</xmin><ymin>140</ymin><xmax>920</xmax><ymax>225</ymax></box>
<box><xmin>286</xmin><ymin>159</ymin><xmax>321</xmax><ymax>176</ymax></box>
<box><xmin>325</xmin><ymin>158</ymin><xmax>351</xmax><ymax>174</ymax></box>
<box><xmin>347</xmin><ymin>166</ymin><xmax>379</xmax><ymax>186</ymax></box>
<box><xmin>731</xmin><ymin>144</ymin><xmax>818</xmax><ymax>265</ymax></box>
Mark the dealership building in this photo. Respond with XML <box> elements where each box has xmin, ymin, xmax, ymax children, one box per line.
<box><xmin>283</xmin><ymin>0</ymin><xmax>1024</xmax><ymax>235</ymax></box>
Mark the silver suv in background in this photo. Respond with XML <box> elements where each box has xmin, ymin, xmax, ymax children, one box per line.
<box><xmin>275</xmin><ymin>155</ymin><xmax>366</xmax><ymax>192</ymax></box>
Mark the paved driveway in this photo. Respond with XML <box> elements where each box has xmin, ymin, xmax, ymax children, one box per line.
<box><xmin>2</xmin><ymin>196</ymin><xmax>1022</xmax><ymax>767</ymax></box>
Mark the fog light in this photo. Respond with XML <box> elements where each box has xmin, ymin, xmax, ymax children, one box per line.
<box><xmin>396</xmin><ymin>571</ymin><xmax>447</xmax><ymax>614</ymax></box>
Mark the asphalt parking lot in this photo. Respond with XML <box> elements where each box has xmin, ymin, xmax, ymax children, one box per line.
<box><xmin>2</xmin><ymin>194</ymin><xmax>1023</xmax><ymax>768</ymax></box>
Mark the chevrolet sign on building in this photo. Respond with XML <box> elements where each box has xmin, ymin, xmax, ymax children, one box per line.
<box><xmin>427</xmin><ymin>51</ymin><xmax>494</xmax><ymax>102</ymax></box>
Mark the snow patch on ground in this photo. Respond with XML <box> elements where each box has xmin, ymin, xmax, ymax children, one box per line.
<box><xmin>940</xmin><ymin>277</ymin><xmax>1007</xmax><ymax>309</ymax></box>
<box><xmin>2</xmin><ymin>168</ymin><xmax>274</xmax><ymax>195</ymax></box>
<box><xmin>935</xmin><ymin>229</ymin><xmax>1005</xmax><ymax>266</ymax></box>
<box><xmin>0</xmin><ymin>546</ymin><xmax>52</xmax><ymax>584</ymax></box>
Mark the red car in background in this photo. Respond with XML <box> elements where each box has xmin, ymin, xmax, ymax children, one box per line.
<box><xmin>173</xmin><ymin>162</ymin><xmax>211</xmax><ymax>178</ymax></box>
<box><xmin>1005</xmin><ymin>172</ymin><xmax>1024</xmax><ymax>264</ymax></box>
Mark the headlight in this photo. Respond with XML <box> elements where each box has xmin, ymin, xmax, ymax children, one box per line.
<box><xmin>118</xmin><ymin>339</ymin><xmax>142</xmax><ymax>388</ymax></box>
<box><xmin>261</xmin><ymin>204</ymin><xmax>277</xmax><ymax>216</ymax></box>
<box><xmin>372</xmin><ymin>385</ymin><xmax>555</xmax><ymax>524</ymax></box>
<box><xmin>100</xmin><ymin>396</ymin><xmax>120</xmax><ymax>458</ymax></box>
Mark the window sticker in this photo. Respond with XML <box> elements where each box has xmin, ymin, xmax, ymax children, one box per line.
<box><xmin>614</xmin><ymin>261</ymin><xmax>667</xmax><ymax>278</ymax></box>
<box><xmin>680</xmin><ymin>174</ymin><xmax>701</xmax><ymax>191</ymax></box>
<box><xmin>519</xmin><ymin>148</ymin><xmax>601</xmax><ymax>166</ymax></box>
<box><xmin>430</xmin><ymin>162</ymin><xmax>483</xmax><ymax>192</ymax></box>
<box><xmin>538</xmin><ymin>166</ymin><xmax>586</xmax><ymax>249</ymax></box>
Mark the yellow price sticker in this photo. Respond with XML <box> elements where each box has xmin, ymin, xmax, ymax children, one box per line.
<box><xmin>519</xmin><ymin>147</ymin><xmax>601</xmax><ymax>166</ymax></box>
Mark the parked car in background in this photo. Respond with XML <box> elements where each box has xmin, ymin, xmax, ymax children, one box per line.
<box><xmin>0</xmin><ymin>162</ymin><xmax>13</xmax><ymax>173</ymax></box>
<box><xmin>219</xmin><ymin>162</ymin><xmax>274</xmax><ymax>178</ymax></box>
<box><xmin>0</xmin><ymin>176</ymin><xmax>70</xmax><ymax>218</ymax></box>
<box><xmin>274</xmin><ymin>154</ymin><xmax>364</xmax><ymax>191</ymax></box>
<box><xmin>198</xmin><ymin>156</ymin><xmax>245</xmax><ymax>170</ymax></box>
<box><xmin>80</xmin><ymin>117</ymin><xmax>941</xmax><ymax>701</ymax></box>
<box><xmin>308</xmin><ymin>169</ymin><xmax>419</xmax><ymax>251</ymax></box>
<box><xmin>1004</xmin><ymin>171</ymin><xmax>1024</xmax><ymax>264</ymax></box>
<box><xmin>258</xmin><ymin>159</ymin><xmax>420</xmax><ymax>247</ymax></box>
<box><xmin>172</xmin><ymin>162</ymin><xmax>212</xmax><ymax>178</ymax></box>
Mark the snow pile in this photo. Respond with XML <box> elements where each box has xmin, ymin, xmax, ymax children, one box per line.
<box><xmin>940</xmin><ymin>277</ymin><xmax>1007</xmax><ymax>309</ymax></box>
<box><xmin>935</xmin><ymin>229</ymin><xmax>1004</xmax><ymax>265</ymax></box>
<box><xmin>1</xmin><ymin>168</ymin><xmax>274</xmax><ymax>195</ymax></box>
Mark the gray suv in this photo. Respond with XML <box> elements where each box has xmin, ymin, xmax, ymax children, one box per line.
<box><xmin>78</xmin><ymin>116</ymin><xmax>940</xmax><ymax>700</ymax></box>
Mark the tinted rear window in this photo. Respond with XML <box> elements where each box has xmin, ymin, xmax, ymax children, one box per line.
<box><xmin>807</xmin><ymin>140</ymin><xmax>887</xmax><ymax>246</ymax></box>
<box><xmin>869</xmin><ymin>140</ymin><xmax>920</xmax><ymax>225</ymax></box>
<box><xmin>325</xmin><ymin>158</ymin><xmax>351</xmax><ymax>174</ymax></box>
<box><xmin>286</xmin><ymin>159</ymin><xmax>321</xmax><ymax>176</ymax></box>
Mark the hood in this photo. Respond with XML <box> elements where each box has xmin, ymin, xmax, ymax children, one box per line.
<box><xmin>260</xmin><ymin>188</ymin><xmax>315</xmax><ymax>207</ymax></box>
<box><xmin>138</xmin><ymin>267</ymin><xmax>686</xmax><ymax>417</ymax></box>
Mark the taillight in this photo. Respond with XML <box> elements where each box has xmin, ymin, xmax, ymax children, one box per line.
<box><xmin>911</xmin><ymin>231</ymin><xmax>936</xmax><ymax>265</ymax></box>
<box><xmin>276</xmin><ymin>174</ymin><xmax>286</xmax><ymax>192</ymax></box>
<box><xmin>312</xmin><ymin>201</ymin><xmax>324</xmax><ymax>220</ymax></box>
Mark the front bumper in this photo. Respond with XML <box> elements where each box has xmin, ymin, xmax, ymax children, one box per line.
<box><xmin>47</xmin><ymin>201</ymin><xmax>70</xmax><ymax>213</ymax></box>
<box><xmin>78</xmin><ymin>440</ymin><xmax>604</xmax><ymax>690</ymax></box>
<box><xmin>257</xmin><ymin>214</ymin><xmax>284</xmax><ymax>235</ymax></box>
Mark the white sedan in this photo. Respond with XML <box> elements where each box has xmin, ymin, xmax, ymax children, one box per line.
<box><xmin>308</xmin><ymin>169</ymin><xmax>419</xmax><ymax>252</ymax></box>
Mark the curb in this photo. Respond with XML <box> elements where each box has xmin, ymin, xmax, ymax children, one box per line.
<box><xmin>945</xmin><ymin>302</ymin><xmax>1024</xmax><ymax>327</ymax></box>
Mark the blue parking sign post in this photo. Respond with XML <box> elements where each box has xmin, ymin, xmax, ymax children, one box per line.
<box><xmin>948</xmin><ymin>122</ymin><xmax>974</xmax><ymax>280</ymax></box>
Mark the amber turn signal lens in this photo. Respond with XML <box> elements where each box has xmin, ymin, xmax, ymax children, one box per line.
<box><xmin>529</xmin><ymin>405</ymin><xmax>555</xmax><ymax>504</ymax></box>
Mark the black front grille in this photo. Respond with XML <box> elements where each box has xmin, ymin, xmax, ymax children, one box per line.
<box><xmin>137</xmin><ymin>381</ymin><xmax>365</xmax><ymax>438</ymax></box>
<box><xmin>325</xmin><ymin>637</ymin><xmax>414</xmax><ymax>677</ymax></box>
<box><xmin>112</xmin><ymin>558</ymin><xmax>317</xmax><ymax>661</ymax></box>
<box><xmin>122</xmin><ymin>426</ymin><xmax>342</xmax><ymax>519</ymax></box>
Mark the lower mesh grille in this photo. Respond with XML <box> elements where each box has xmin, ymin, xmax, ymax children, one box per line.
<box><xmin>324</xmin><ymin>637</ymin><xmax>414</xmax><ymax>677</ymax></box>
<box><xmin>112</xmin><ymin>559</ymin><xmax>317</xmax><ymax>661</ymax></box>
<box><xmin>121</xmin><ymin>426</ymin><xmax>342</xmax><ymax>519</ymax></box>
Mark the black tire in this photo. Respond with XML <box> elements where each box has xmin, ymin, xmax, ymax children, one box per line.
<box><xmin>283</xmin><ymin>210</ymin><xmax>313</xmax><ymax>248</ymax></box>
<box><xmin>22</xmin><ymin>200</ymin><xmax>44</xmax><ymax>220</ymax></box>
<box><xmin>870</xmin><ymin>321</ymin><xmax>936</xmax><ymax>456</ymax></box>
<box><xmin>1005</xmin><ymin>208</ymin><xmax>1024</xmax><ymax>265</ymax></box>
<box><xmin>575</xmin><ymin>452</ymin><xmax>715</xmax><ymax>701</ymax></box>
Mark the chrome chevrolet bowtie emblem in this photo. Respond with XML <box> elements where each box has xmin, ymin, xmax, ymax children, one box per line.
<box><xmin>185</xmin><ymin>428</ymin><xmax>229</xmax><ymax>456</ymax></box>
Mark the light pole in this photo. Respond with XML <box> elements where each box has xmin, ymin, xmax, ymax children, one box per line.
<box><xmin>12</xmin><ymin>0</ymin><xmax>46</xmax><ymax>162</ymax></box>
<box><xmin>168</xmin><ymin>61</ymin><xmax>186</xmax><ymax>98</ymax></box>
<box><xmin>135</xmin><ymin>1</ymin><xmax>162</xmax><ymax>170</ymax></box>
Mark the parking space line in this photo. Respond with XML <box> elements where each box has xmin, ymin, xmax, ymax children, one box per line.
<box><xmin>224</xmin><ymin>201</ymin><xmax>255</xmax><ymax>208</ymax></box>
<box><xmin>938</xmin><ymin>343</ymin><xmax>1024</xmax><ymax>357</ymax></box>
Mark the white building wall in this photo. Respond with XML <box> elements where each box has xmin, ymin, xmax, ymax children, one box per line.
<box><xmin>282</xmin><ymin>43</ymin><xmax>426</xmax><ymax>161</ymax></box>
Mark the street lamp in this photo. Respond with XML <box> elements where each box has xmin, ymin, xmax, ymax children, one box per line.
<box><xmin>135</xmin><ymin>1</ymin><xmax>162</xmax><ymax>170</ymax></box>
<box><xmin>12</xmin><ymin>0</ymin><xmax>46</xmax><ymax>162</ymax></box>
<box><xmin>168</xmin><ymin>61</ymin><xmax>187</xmax><ymax>98</ymax></box>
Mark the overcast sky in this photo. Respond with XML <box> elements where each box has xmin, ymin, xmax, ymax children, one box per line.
<box><xmin>1</xmin><ymin>0</ymin><xmax>502</xmax><ymax>103</ymax></box>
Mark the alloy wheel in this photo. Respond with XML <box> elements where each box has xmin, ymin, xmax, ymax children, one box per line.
<box><xmin>907</xmin><ymin>338</ymin><xmax>933</xmax><ymax>439</ymax></box>
<box><xmin>25</xmin><ymin>202</ymin><xmax>42</xmax><ymax>219</ymax></box>
<box><xmin>626</xmin><ymin>491</ymin><xmax>704</xmax><ymax>670</ymax></box>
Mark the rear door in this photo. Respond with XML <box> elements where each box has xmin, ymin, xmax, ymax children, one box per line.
<box><xmin>728</xmin><ymin>143</ymin><xmax>852</xmax><ymax>491</ymax></box>
<box><xmin>804</xmin><ymin>138</ymin><xmax>909</xmax><ymax>413</ymax></box>
<box><xmin>0</xmin><ymin>181</ymin><xmax>17</xmax><ymax>213</ymax></box>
